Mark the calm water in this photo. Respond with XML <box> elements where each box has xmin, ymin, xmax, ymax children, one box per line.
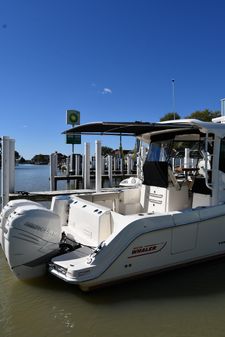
<box><xmin>1</xmin><ymin>165</ymin><xmax>225</xmax><ymax>337</ymax></box>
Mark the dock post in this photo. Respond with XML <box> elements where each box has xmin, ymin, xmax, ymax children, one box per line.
<box><xmin>108</xmin><ymin>155</ymin><xmax>113</xmax><ymax>187</ymax></box>
<box><xmin>75</xmin><ymin>154</ymin><xmax>81</xmax><ymax>176</ymax></box>
<box><xmin>84</xmin><ymin>142</ymin><xmax>90</xmax><ymax>189</ymax></box>
<box><xmin>1</xmin><ymin>136</ymin><xmax>10</xmax><ymax>208</ymax></box>
<box><xmin>136</xmin><ymin>155</ymin><xmax>141</xmax><ymax>179</ymax></box>
<box><xmin>9</xmin><ymin>138</ymin><xmax>15</xmax><ymax>193</ymax></box>
<box><xmin>127</xmin><ymin>154</ymin><xmax>131</xmax><ymax>175</ymax></box>
<box><xmin>101</xmin><ymin>156</ymin><xmax>105</xmax><ymax>174</ymax></box>
<box><xmin>184</xmin><ymin>148</ymin><xmax>190</xmax><ymax>168</ymax></box>
<box><xmin>50</xmin><ymin>152</ymin><xmax>58</xmax><ymax>191</ymax></box>
<box><xmin>66</xmin><ymin>156</ymin><xmax>70</xmax><ymax>190</ymax></box>
<box><xmin>130</xmin><ymin>156</ymin><xmax>134</xmax><ymax>172</ymax></box>
<box><xmin>113</xmin><ymin>156</ymin><xmax>116</xmax><ymax>172</ymax></box>
<box><xmin>120</xmin><ymin>158</ymin><xmax>123</xmax><ymax>174</ymax></box>
<box><xmin>95</xmin><ymin>140</ymin><xmax>102</xmax><ymax>192</ymax></box>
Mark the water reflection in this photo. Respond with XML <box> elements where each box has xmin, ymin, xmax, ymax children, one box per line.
<box><xmin>2</xmin><ymin>165</ymin><xmax>225</xmax><ymax>336</ymax></box>
<box><xmin>2</xmin><ymin>249</ymin><xmax>225</xmax><ymax>337</ymax></box>
<box><xmin>25</xmin><ymin>257</ymin><xmax>225</xmax><ymax>302</ymax></box>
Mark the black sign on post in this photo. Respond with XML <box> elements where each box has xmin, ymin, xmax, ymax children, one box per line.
<box><xmin>66</xmin><ymin>134</ymin><xmax>81</xmax><ymax>144</ymax></box>
<box><xmin>65</xmin><ymin>110</ymin><xmax>81</xmax><ymax>173</ymax></box>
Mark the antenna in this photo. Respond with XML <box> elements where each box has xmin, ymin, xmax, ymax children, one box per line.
<box><xmin>172</xmin><ymin>79</ymin><xmax>175</xmax><ymax>119</ymax></box>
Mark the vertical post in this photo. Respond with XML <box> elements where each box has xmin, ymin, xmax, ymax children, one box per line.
<box><xmin>84</xmin><ymin>142</ymin><xmax>90</xmax><ymax>189</ymax></box>
<box><xmin>70</xmin><ymin>154</ymin><xmax>75</xmax><ymax>174</ymax></box>
<box><xmin>66</xmin><ymin>156</ymin><xmax>70</xmax><ymax>190</ymax></box>
<box><xmin>9</xmin><ymin>138</ymin><xmax>15</xmax><ymax>193</ymax></box>
<box><xmin>120</xmin><ymin>158</ymin><xmax>123</xmax><ymax>174</ymax></box>
<box><xmin>172</xmin><ymin>79</ymin><xmax>176</xmax><ymax>120</ymax></box>
<box><xmin>130</xmin><ymin>156</ymin><xmax>134</xmax><ymax>172</ymax></box>
<box><xmin>172</xmin><ymin>157</ymin><xmax>175</xmax><ymax>172</ymax></box>
<box><xmin>127</xmin><ymin>154</ymin><xmax>131</xmax><ymax>175</ymax></box>
<box><xmin>211</xmin><ymin>135</ymin><xmax>220</xmax><ymax>206</ymax></box>
<box><xmin>108</xmin><ymin>155</ymin><xmax>113</xmax><ymax>187</ymax></box>
<box><xmin>221</xmin><ymin>98</ymin><xmax>225</xmax><ymax>116</ymax></box>
<box><xmin>95</xmin><ymin>140</ymin><xmax>102</xmax><ymax>192</ymax></box>
<box><xmin>184</xmin><ymin>148</ymin><xmax>190</xmax><ymax>168</ymax></box>
<box><xmin>50</xmin><ymin>152</ymin><xmax>58</xmax><ymax>191</ymax></box>
<box><xmin>75</xmin><ymin>154</ymin><xmax>80</xmax><ymax>175</ymax></box>
<box><xmin>66</xmin><ymin>156</ymin><xmax>70</xmax><ymax>176</ymax></box>
<box><xmin>1</xmin><ymin>136</ymin><xmax>10</xmax><ymax>208</ymax></box>
<box><xmin>101</xmin><ymin>156</ymin><xmax>105</xmax><ymax>174</ymax></box>
<box><xmin>136</xmin><ymin>155</ymin><xmax>141</xmax><ymax>179</ymax></box>
<box><xmin>113</xmin><ymin>156</ymin><xmax>116</xmax><ymax>172</ymax></box>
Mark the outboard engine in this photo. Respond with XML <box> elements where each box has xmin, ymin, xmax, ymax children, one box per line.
<box><xmin>3</xmin><ymin>204</ymin><xmax>61</xmax><ymax>280</ymax></box>
<box><xmin>0</xmin><ymin>199</ymin><xmax>42</xmax><ymax>249</ymax></box>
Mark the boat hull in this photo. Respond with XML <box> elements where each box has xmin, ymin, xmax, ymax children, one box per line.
<box><xmin>50</xmin><ymin>204</ymin><xmax>225</xmax><ymax>291</ymax></box>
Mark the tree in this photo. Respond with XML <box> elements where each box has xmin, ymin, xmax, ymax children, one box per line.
<box><xmin>185</xmin><ymin>109</ymin><xmax>220</xmax><ymax>122</ymax></box>
<box><xmin>160</xmin><ymin>112</ymin><xmax>181</xmax><ymax>121</ymax></box>
<box><xmin>19</xmin><ymin>156</ymin><xmax>26</xmax><ymax>164</ymax></box>
<box><xmin>31</xmin><ymin>154</ymin><xmax>49</xmax><ymax>164</ymax></box>
<box><xmin>15</xmin><ymin>151</ymin><xmax>20</xmax><ymax>160</ymax></box>
<box><xmin>101</xmin><ymin>146</ymin><xmax>114</xmax><ymax>156</ymax></box>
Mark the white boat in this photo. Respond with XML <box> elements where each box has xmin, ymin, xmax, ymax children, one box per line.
<box><xmin>1</xmin><ymin>118</ymin><xmax>225</xmax><ymax>291</ymax></box>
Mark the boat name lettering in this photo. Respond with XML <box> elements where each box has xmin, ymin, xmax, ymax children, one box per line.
<box><xmin>129</xmin><ymin>242</ymin><xmax>167</xmax><ymax>258</ymax></box>
<box><xmin>218</xmin><ymin>240</ymin><xmax>225</xmax><ymax>245</ymax></box>
<box><xmin>132</xmin><ymin>245</ymin><xmax>157</xmax><ymax>254</ymax></box>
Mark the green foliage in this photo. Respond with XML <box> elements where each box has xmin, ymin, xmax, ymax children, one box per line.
<box><xmin>18</xmin><ymin>156</ymin><xmax>26</xmax><ymax>164</ymax></box>
<box><xmin>31</xmin><ymin>154</ymin><xmax>49</xmax><ymax>164</ymax></box>
<box><xmin>185</xmin><ymin>109</ymin><xmax>221</xmax><ymax>122</ymax></box>
<box><xmin>160</xmin><ymin>112</ymin><xmax>181</xmax><ymax>121</ymax></box>
<box><xmin>160</xmin><ymin>109</ymin><xmax>221</xmax><ymax>123</ymax></box>
<box><xmin>15</xmin><ymin>151</ymin><xmax>20</xmax><ymax>159</ymax></box>
<box><xmin>101</xmin><ymin>146</ymin><xmax>114</xmax><ymax>156</ymax></box>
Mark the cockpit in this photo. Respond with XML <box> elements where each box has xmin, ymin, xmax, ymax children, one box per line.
<box><xmin>142</xmin><ymin>131</ymin><xmax>214</xmax><ymax>211</ymax></box>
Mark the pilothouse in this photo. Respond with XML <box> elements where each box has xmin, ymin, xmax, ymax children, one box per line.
<box><xmin>1</xmin><ymin>118</ymin><xmax>225</xmax><ymax>290</ymax></box>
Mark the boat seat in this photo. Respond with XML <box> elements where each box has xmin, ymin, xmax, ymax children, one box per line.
<box><xmin>67</xmin><ymin>197</ymin><xmax>112</xmax><ymax>247</ymax></box>
<box><xmin>118</xmin><ymin>188</ymin><xmax>141</xmax><ymax>215</ymax></box>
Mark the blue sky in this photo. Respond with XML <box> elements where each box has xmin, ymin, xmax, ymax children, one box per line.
<box><xmin>1</xmin><ymin>0</ymin><xmax>225</xmax><ymax>159</ymax></box>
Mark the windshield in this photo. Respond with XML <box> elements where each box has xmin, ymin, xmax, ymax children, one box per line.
<box><xmin>147</xmin><ymin>140</ymin><xmax>172</xmax><ymax>162</ymax></box>
<box><xmin>146</xmin><ymin>137</ymin><xmax>205</xmax><ymax>168</ymax></box>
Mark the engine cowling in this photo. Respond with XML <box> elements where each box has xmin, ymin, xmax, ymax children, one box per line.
<box><xmin>0</xmin><ymin>199</ymin><xmax>42</xmax><ymax>249</ymax></box>
<box><xmin>3</xmin><ymin>204</ymin><xmax>61</xmax><ymax>280</ymax></box>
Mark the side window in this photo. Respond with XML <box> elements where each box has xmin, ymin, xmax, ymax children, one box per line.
<box><xmin>219</xmin><ymin>138</ymin><xmax>225</xmax><ymax>173</ymax></box>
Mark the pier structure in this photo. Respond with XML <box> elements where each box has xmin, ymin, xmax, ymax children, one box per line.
<box><xmin>49</xmin><ymin>140</ymin><xmax>145</xmax><ymax>191</ymax></box>
<box><xmin>0</xmin><ymin>137</ymin><xmax>147</xmax><ymax>207</ymax></box>
<box><xmin>0</xmin><ymin>136</ymin><xmax>15</xmax><ymax>209</ymax></box>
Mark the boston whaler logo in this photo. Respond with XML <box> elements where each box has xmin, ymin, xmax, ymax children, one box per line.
<box><xmin>128</xmin><ymin>242</ymin><xmax>167</xmax><ymax>258</ymax></box>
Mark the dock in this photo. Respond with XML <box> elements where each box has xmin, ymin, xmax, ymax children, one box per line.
<box><xmin>1</xmin><ymin>137</ymin><xmax>145</xmax><ymax>209</ymax></box>
<box><xmin>9</xmin><ymin>187</ymin><xmax>123</xmax><ymax>202</ymax></box>
<box><xmin>9</xmin><ymin>172</ymin><xmax>136</xmax><ymax>202</ymax></box>
<box><xmin>52</xmin><ymin>172</ymin><xmax>136</xmax><ymax>190</ymax></box>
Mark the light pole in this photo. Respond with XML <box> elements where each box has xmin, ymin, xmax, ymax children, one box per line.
<box><xmin>221</xmin><ymin>98</ymin><xmax>225</xmax><ymax>116</ymax></box>
<box><xmin>172</xmin><ymin>79</ymin><xmax>176</xmax><ymax>119</ymax></box>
